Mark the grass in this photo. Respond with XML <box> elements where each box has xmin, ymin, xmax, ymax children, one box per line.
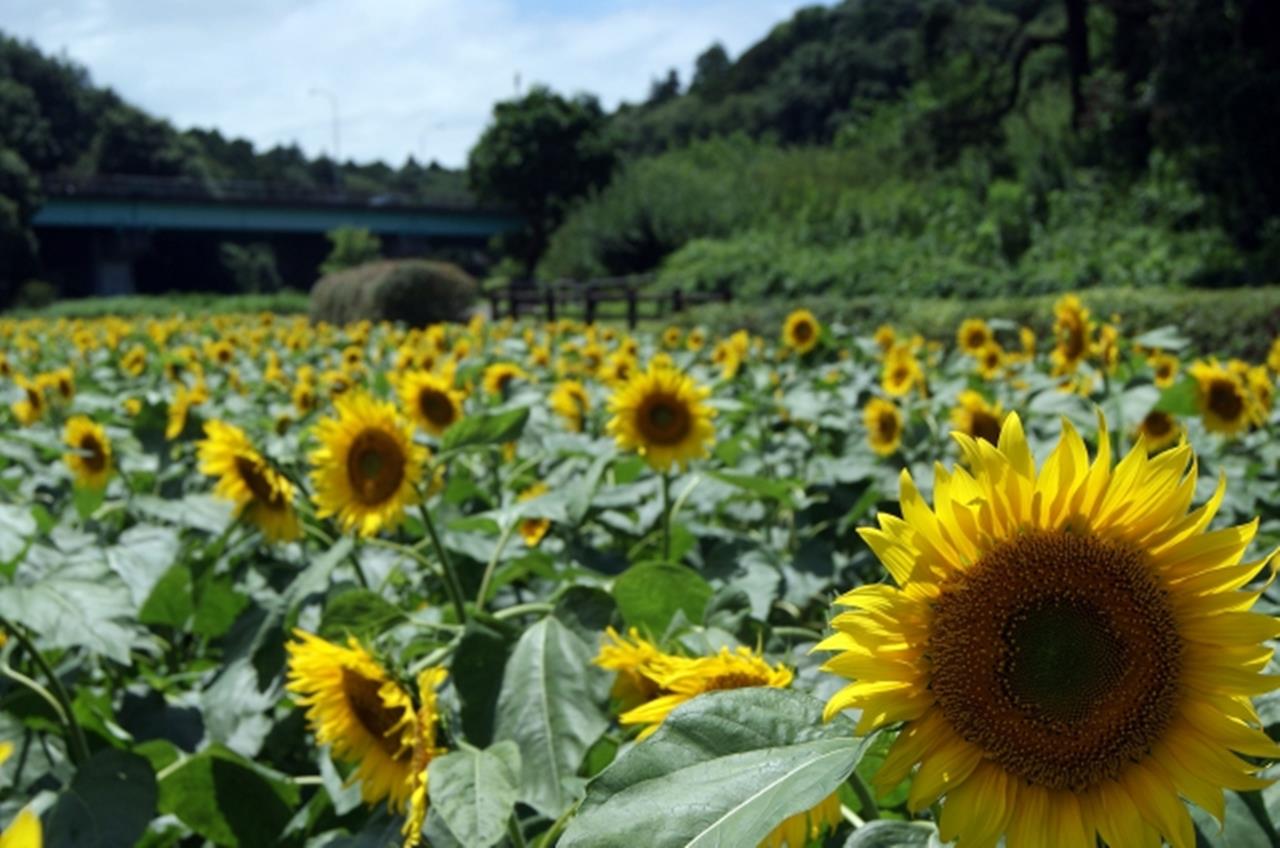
<box><xmin>5</xmin><ymin>290</ymin><xmax>310</xmax><ymax>320</ymax></box>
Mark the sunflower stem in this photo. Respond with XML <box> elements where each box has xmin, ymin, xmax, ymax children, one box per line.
<box><xmin>660</xmin><ymin>472</ymin><xmax>672</xmax><ymax>562</ymax></box>
<box><xmin>506</xmin><ymin>815</ymin><xmax>528</xmax><ymax>848</ymax></box>
<box><xmin>1</xmin><ymin>620</ymin><xmax>90</xmax><ymax>766</ymax></box>
<box><xmin>476</xmin><ymin>520</ymin><xmax>518</xmax><ymax>609</ymax></box>
<box><xmin>848</xmin><ymin>770</ymin><xmax>880</xmax><ymax>821</ymax></box>
<box><xmin>417</xmin><ymin>496</ymin><xmax>469</xmax><ymax>624</ymax></box>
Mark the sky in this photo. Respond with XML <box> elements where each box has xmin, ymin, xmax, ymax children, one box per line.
<box><xmin>5</xmin><ymin>0</ymin><xmax>826</xmax><ymax>168</ymax></box>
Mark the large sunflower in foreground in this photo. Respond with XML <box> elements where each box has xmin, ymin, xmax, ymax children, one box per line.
<box><xmin>310</xmin><ymin>392</ymin><xmax>425</xmax><ymax>537</ymax></box>
<box><xmin>818</xmin><ymin>413</ymin><xmax>1280</xmax><ymax>848</ymax></box>
<box><xmin>397</xmin><ymin>371</ymin><xmax>464</xmax><ymax>437</ymax></box>
<box><xmin>286</xmin><ymin>631</ymin><xmax>446</xmax><ymax>818</ymax></box>
<box><xmin>606</xmin><ymin>364</ymin><xmax>715</xmax><ymax>472</ymax></box>
<box><xmin>62</xmin><ymin>416</ymin><xmax>112</xmax><ymax>490</ymax></box>
<box><xmin>197</xmin><ymin>420</ymin><xmax>300</xmax><ymax>542</ymax></box>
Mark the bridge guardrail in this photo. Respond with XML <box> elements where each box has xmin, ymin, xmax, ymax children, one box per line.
<box><xmin>484</xmin><ymin>276</ymin><xmax>732</xmax><ymax>328</ymax></box>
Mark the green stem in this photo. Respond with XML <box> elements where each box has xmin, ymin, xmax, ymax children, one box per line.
<box><xmin>417</xmin><ymin>493</ymin><xmax>468</xmax><ymax>624</ymax></box>
<box><xmin>492</xmin><ymin>602</ymin><xmax>553</xmax><ymax>621</ymax></box>
<box><xmin>660</xmin><ymin>472</ymin><xmax>672</xmax><ymax>562</ymax></box>
<box><xmin>476</xmin><ymin>520</ymin><xmax>519</xmax><ymax>609</ymax></box>
<box><xmin>507</xmin><ymin>815</ymin><xmax>528</xmax><ymax>848</ymax></box>
<box><xmin>849</xmin><ymin>770</ymin><xmax>880</xmax><ymax>821</ymax></box>
<box><xmin>2</xmin><ymin>620</ymin><xmax>90</xmax><ymax>765</ymax></box>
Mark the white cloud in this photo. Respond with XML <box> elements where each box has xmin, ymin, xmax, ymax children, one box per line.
<box><xmin>4</xmin><ymin>0</ymin><xmax>825</xmax><ymax>167</ymax></box>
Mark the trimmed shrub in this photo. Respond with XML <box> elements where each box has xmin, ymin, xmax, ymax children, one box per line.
<box><xmin>13</xmin><ymin>278</ymin><xmax>58</xmax><ymax>309</ymax></box>
<box><xmin>309</xmin><ymin>259</ymin><xmax>477</xmax><ymax>326</ymax></box>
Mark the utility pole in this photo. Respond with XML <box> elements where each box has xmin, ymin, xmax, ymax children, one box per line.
<box><xmin>309</xmin><ymin>87</ymin><xmax>342</xmax><ymax>186</ymax></box>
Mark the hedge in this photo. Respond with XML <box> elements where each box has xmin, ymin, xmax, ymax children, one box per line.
<box><xmin>308</xmin><ymin>259</ymin><xmax>478</xmax><ymax>326</ymax></box>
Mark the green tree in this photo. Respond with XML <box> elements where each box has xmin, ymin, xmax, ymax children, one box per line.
<box><xmin>467</xmin><ymin>85</ymin><xmax>615</xmax><ymax>275</ymax></box>
<box><xmin>0</xmin><ymin>146</ymin><xmax>39</xmax><ymax>305</ymax></box>
<box><xmin>319</xmin><ymin>226</ymin><xmax>382</xmax><ymax>276</ymax></box>
<box><xmin>220</xmin><ymin>242</ymin><xmax>283</xmax><ymax>293</ymax></box>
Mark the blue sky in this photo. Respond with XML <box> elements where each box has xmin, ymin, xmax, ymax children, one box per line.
<box><xmin>5</xmin><ymin>0</ymin><xmax>826</xmax><ymax>167</ymax></box>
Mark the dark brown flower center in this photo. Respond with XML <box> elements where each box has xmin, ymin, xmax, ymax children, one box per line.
<box><xmin>1208</xmin><ymin>379</ymin><xmax>1244</xmax><ymax>421</ymax></box>
<box><xmin>928</xmin><ymin>530</ymin><xmax>1181</xmax><ymax>792</ymax></box>
<box><xmin>417</xmin><ymin>388</ymin><xmax>457</xmax><ymax>428</ymax></box>
<box><xmin>341</xmin><ymin>668</ymin><xmax>412</xmax><ymax>762</ymax></box>
<box><xmin>792</xmin><ymin>321</ymin><xmax>814</xmax><ymax>343</ymax></box>
<box><xmin>346</xmin><ymin>429</ymin><xmax>406</xmax><ymax>505</ymax></box>
<box><xmin>876</xmin><ymin>410</ymin><xmax>899</xmax><ymax>440</ymax></box>
<box><xmin>639</xmin><ymin>395</ymin><xmax>691</xmax><ymax>445</ymax></box>
<box><xmin>969</xmin><ymin>410</ymin><xmax>1001</xmax><ymax>445</ymax></box>
<box><xmin>1142</xmin><ymin>410</ymin><xmax>1173</xmax><ymax>439</ymax></box>
<box><xmin>966</xmin><ymin>329</ymin><xmax>987</xmax><ymax>350</ymax></box>
<box><xmin>235</xmin><ymin>455</ymin><xmax>284</xmax><ymax>508</ymax></box>
<box><xmin>79</xmin><ymin>434</ymin><xmax>106</xmax><ymax>472</ymax></box>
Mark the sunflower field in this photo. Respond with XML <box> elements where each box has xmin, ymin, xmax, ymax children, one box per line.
<box><xmin>1</xmin><ymin>296</ymin><xmax>1279</xmax><ymax>848</ymax></box>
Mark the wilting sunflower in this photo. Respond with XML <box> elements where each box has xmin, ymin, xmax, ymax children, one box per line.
<box><xmin>818</xmin><ymin>413</ymin><xmax>1280</xmax><ymax>848</ymax></box>
<box><xmin>1136</xmin><ymin>409</ymin><xmax>1182</xmax><ymax>453</ymax></box>
<box><xmin>619</xmin><ymin>646</ymin><xmax>793</xmax><ymax>740</ymax></box>
<box><xmin>863</xmin><ymin>397</ymin><xmax>902</xmax><ymax>456</ymax></box>
<box><xmin>782</xmin><ymin>309</ymin><xmax>821</xmax><ymax>355</ymax></box>
<box><xmin>62</xmin><ymin>416</ymin><xmax>112</xmax><ymax>489</ymax></box>
<box><xmin>550</xmin><ymin>379</ymin><xmax>590</xmax><ymax>433</ymax></box>
<box><xmin>398</xmin><ymin>371</ymin><xmax>464</xmax><ymax>437</ymax></box>
<box><xmin>594</xmin><ymin>627</ymin><xmax>666</xmax><ymax>711</ymax></box>
<box><xmin>1189</xmin><ymin>359</ymin><xmax>1256</xmax><ymax>435</ymax></box>
<box><xmin>949</xmin><ymin>390</ymin><xmax>1002</xmax><ymax>445</ymax></box>
<box><xmin>517</xmin><ymin>482</ymin><xmax>551</xmax><ymax>547</ymax></box>
<box><xmin>198</xmin><ymin>420</ymin><xmax>301</xmax><ymax>542</ymax></box>
<box><xmin>1149</xmin><ymin>352</ymin><xmax>1179</xmax><ymax>389</ymax></box>
<box><xmin>310</xmin><ymin>392</ymin><xmax>425</xmax><ymax>537</ymax></box>
<box><xmin>482</xmin><ymin>362</ymin><xmax>527</xmax><ymax>397</ymax></box>
<box><xmin>956</xmin><ymin>318</ymin><xmax>992</xmax><ymax>356</ymax></box>
<box><xmin>607</xmin><ymin>364</ymin><xmax>716</xmax><ymax>472</ymax></box>
<box><xmin>286</xmin><ymin>631</ymin><xmax>421</xmax><ymax>810</ymax></box>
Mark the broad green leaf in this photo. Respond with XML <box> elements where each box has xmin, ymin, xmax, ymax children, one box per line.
<box><xmin>707</xmin><ymin>470</ymin><xmax>802</xmax><ymax>506</ymax></box>
<box><xmin>613</xmin><ymin>563</ymin><xmax>713</xmax><ymax>633</ymax></box>
<box><xmin>139</xmin><ymin>564</ymin><xmax>194</xmax><ymax>629</ymax></box>
<box><xmin>320</xmin><ymin>588</ymin><xmax>407</xmax><ymax>641</ymax></box>
<box><xmin>427</xmin><ymin>741</ymin><xmax>522</xmax><ymax>848</ymax></box>
<box><xmin>1132</xmin><ymin>325</ymin><xmax>1190</xmax><ymax>351</ymax></box>
<box><xmin>560</xmin><ymin>688</ymin><xmax>870</xmax><ymax>848</ymax></box>
<box><xmin>843</xmin><ymin>820</ymin><xmax>941</xmax><ymax>847</ymax></box>
<box><xmin>0</xmin><ymin>502</ymin><xmax>36</xmax><ymax>563</ymax></box>
<box><xmin>1154</xmin><ymin>375</ymin><xmax>1199</xmax><ymax>416</ymax></box>
<box><xmin>106</xmin><ymin>523</ymin><xmax>180</xmax><ymax>607</ymax></box>
<box><xmin>452</xmin><ymin>622</ymin><xmax>512</xmax><ymax>746</ymax></box>
<box><xmin>442</xmin><ymin>407</ymin><xmax>530</xmax><ymax>452</ymax></box>
<box><xmin>44</xmin><ymin>749</ymin><xmax>157</xmax><ymax>848</ymax></box>
<box><xmin>0</xmin><ymin>559</ymin><xmax>138</xmax><ymax>663</ymax></box>
<box><xmin>157</xmin><ymin>746</ymin><xmax>298</xmax><ymax>848</ymax></box>
<box><xmin>494</xmin><ymin>616</ymin><xmax>608</xmax><ymax>818</ymax></box>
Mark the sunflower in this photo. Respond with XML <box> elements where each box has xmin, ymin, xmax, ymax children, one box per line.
<box><xmin>1052</xmin><ymin>294</ymin><xmax>1093</xmax><ymax>374</ymax></box>
<box><xmin>863</xmin><ymin>397</ymin><xmax>902</xmax><ymax>456</ymax></box>
<box><xmin>1019</xmin><ymin>326</ymin><xmax>1037</xmax><ymax>359</ymax></box>
<box><xmin>956</xmin><ymin>318</ymin><xmax>992</xmax><ymax>356</ymax></box>
<box><xmin>198</xmin><ymin>420</ymin><xmax>301</xmax><ymax>542</ymax></box>
<box><xmin>398</xmin><ymin>371</ymin><xmax>464</xmax><ymax>437</ymax></box>
<box><xmin>550</xmin><ymin>380</ymin><xmax>590</xmax><ymax>433</ymax></box>
<box><xmin>517</xmin><ymin>482</ymin><xmax>551</xmax><ymax>547</ymax></box>
<box><xmin>685</xmin><ymin>327</ymin><xmax>707</xmax><ymax>352</ymax></box>
<box><xmin>600</xmin><ymin>353</ymin><xmax>638</xmax><ymax>386</ymax></box>
<box><xmin>661</xmin><ymin>326</ymin><xmax>682</xmax><ymax>350</ymax></box>
<box><xmin>1189</xmin><ymin>359</ymin><xmax>1257</xmax><ymax>435</ymax></box>
<box><xmin>606</xmin><ymin>364</ymin><xmax>716</xmax><ymax>472</ymax></box>
<box><xmin>482</xmin><ymin>362</ymin><xmax>527</xmax><ymax>397</ymax></box>
<box><xmin>11</xmin><ymin>375</ymin><xmax>44</xmax><ymax>426</ymax></box>
<box><xmin>1149</xmin><ymin>352</ymin><xmax>1179</xmax><ymax>389</ymax></box>
<box><xmin>310</xmin><ymin>392</ymin><xmax>425</xmax><ymax>537</ymax></box>
<box><xmin>1246</xmin><ymin>364</ymin><xmax>1274</xmax><ymax>418</ymax></box>
<box><xmin>761</xmin><ymin>794</ymin><xmax>842</xmax><ymax>848</ymax></box>
<box><xmin>817</xmin><ymin>412</ymin><xmax>1280</xmax><ymax>848</ymax></box>
<box><xmin>881</xmin><ymin>346</ymin><xmax>922</xmax><ymax>397</ymax></box>
<box><xmin>0</xmin><ymin>807</ymin><xmax>40</xmax><ymax>848</ymax></box>
<box><xmin>286</xmin><ymin>631</ymin><xmax>421</xmax><ymax>810</ymax></box>
<box><xmin>62</xmin><ymin>416</ymin><xmax>112</xmax><ymax>490</ymax></box>
<box><xmin>619</xmin><ymin>646</ymin><xmax>793</xmax><ymax>740</ymax></box>
<box><xmin>873</xmin><ymin>324</ymin><xmax>896</xmax><ymax>354</ymax></box>
<box><xmin>293</xmin><ymin>380</ymin><xmax>318</xmax><ymax>414</ymax></box>
<box><xmin>594</xmin><ymin>627</ymin><xmax>667</xmax><ymax>711</ymax></box>
<box><xmin>165</xmin><ymin>382</ymin><xmax>208</xmax><ymax>441</ymax></box>
<box><xmin>401</xmin><ymin>667</ymin><xmax>449</xmax><ymax>848</ymax></box>
<box><xmin>1268</xmin><ymin>337</ymin><xmax>1280</xmax><ymax>374</ymax></box>
<box><xmin>1136</xmin><ymin>409</ymin><xmax>1182</xmax><ymax>453</ymax></box>
<box><xmin>1097</xmin><ymin>323</ymin><xmax>1121</xmax><ymax>373</ymax></box>
<box><xmin>975</xmin><ymin>342</ymin><xmax>1005</xmax><ymax>380</ymax></box>
<box><xmin>782</xmin><ymin>309</ymin><xmax>821</xmax><ymax>356</ymax></box>
<box><xmin>949</xmin><ymin>390</ymin><xmax>1002</xmax><ymax>445</ymax></box>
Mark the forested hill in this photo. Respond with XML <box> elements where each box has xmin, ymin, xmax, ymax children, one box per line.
<box><xmin>467</xmin><ymin>0</ymin><xmax>1280</xmax><ymax>296</ymax></box>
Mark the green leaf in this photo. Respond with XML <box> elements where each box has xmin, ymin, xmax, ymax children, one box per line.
<box><xmin>0</xmin><ymin>502</ymin><xmax>36</xmax><ymax>563</ymax></box>
<box><xmin>1154</xmin><ymin>375</ymin><xmax>1198</xmax><ymax>417</ymax></box>
<box><xmin>0</xmin><ymin>559</ymin><xmax>139</xmax><ymax>663</ymax></box>
<box><xmin>560</xmin><ymin>688</ymin><xmax>870</xmax><ymax>848</ymax></box>
<box><xmin>613</xmin><ymin>563</ymin><xmax>713</xmax><ymax>633</ymax></box>
<box><xmin>442</xmin><ymin>407</ymin><xmax>530</xmax><ymax>452</ymax></box>
<box><xmin>843</xmin><ymin>820</ymin><xmax>941</xmax><ymax>847</ymax></box>
<box><xmin>107</xmin><ymin>524</ymin><xmax>181</xmax><ymax>607</ymax></box>
<box><xmin>707</xmin><ymin>470</ymin><xmax>801</xmax><ymax>506</ymax></box>
<box><xmin>320</xmin><ymin>588</ymin><xmax>407</xmax><ymax>642</ymax></box>
<box><xmin>494</xmin><ymin>616</ymin><xmax>609</xmax><ymax>818</ymax></box>
<box><xmin>157</xmin><ymin>746</ymin><xmax>298</xmax><ymax>848</ymax></box>
<box><xmin>427</xmin><ymin>741</ymin><xmax>522</xmax><ymax>848</ymax></box>
<box><xmin>453</xmin><ymin>622</ymin><xmax>512</xmax><ymax>746</ymax></box>
<box><xmin>71</xmin><ymin>485</ymin><xmax>105</xmax><ymax>521</ymax></box>
<box><xmin>44</xmin><ymin>749</ymin><xmax>157</xmax><ymax>848</ymax></box>
<box><xmin>1131</xmin><ymin>325</ymin><xmax>1190</xmax><ymax>351</ymax></box>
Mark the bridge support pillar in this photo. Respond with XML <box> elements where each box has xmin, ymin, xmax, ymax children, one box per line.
<box><xmin>90</xmin><ymin>230</ymin><xmax>151</xmax><ymax>296</ymax></box>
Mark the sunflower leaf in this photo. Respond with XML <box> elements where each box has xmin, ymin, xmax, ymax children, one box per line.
<box><xmin>1153</xmin><ymin>375</ymin><xmax>1199</xmax><ymax>416</ymax></box>
<box><xmin>441</xmin><ymin>407</ymin><xmax>530</xmax><ymax>453</ymax></box>
<box><xmin>560</xmin><ymin>688</ymin><xmax>869</xmax><ymax>848</ymax></box>
<box><xmin>842</xmin><ymin>820</ymin><xmax>943</xmax><ymax>847</ymax></box>
<box><xmin>427</xmin><ymin>741</ymin><xmax>522</xmax><ymax>848</ymax></box>
<box><xmin>493</xmin><ymin>616</ymin><xmax>609</xmax><ymax>819</ymax></box>
<box><xmin>613</xmin><ymin>562</ymin><xmax>713</xmax><ymax>632</ymax></box>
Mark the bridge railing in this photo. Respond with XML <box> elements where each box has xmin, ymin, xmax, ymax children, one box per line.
<box><xmin>484</xmin><ymin>276</ymin><xmax>732</xmax><ymax>329</ymax></box>
<box><xmin>39</xmin><ymin>173</ymin><xmax>494</xmax><ymax>212</ymax></box>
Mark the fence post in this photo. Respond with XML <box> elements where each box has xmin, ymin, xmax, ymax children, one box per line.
<box><xmin>585</xmin><ymin>287</ymin><xmax>596</xmax><ymax>326</ymax></box>
<box><xmin>488</xmin><ymin>289</ymin><xmax>502</xmax><ymax>319</ymax></box>
<box><xmin>671</xmin><ymin>288</ymin><xmax>685</xmax><ymax>315</ymax></box>
<box><xmin>626</xmin><ymin>286</ymin><xmax>638</xmax><ymax>330</ymax></box>
<box><xmin>507</xmin><ymin>284</ymin><xmax>519</xmax><ymax>320</ymax></box>
<box><xmin>544</xmin><ymin>285</ymin><xmax>557</xmax><ymax>323</ymax></box>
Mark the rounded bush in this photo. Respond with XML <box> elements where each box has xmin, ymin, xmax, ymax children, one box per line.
<box><xmin>309</xmin><ymin>259</ymin><xmax>478</xmax><ymax>326</ymax></box>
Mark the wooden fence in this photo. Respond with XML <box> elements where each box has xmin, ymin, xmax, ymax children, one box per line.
<box><xmin>484</xmin><ymin>277</ymin><xmax>731</xmax><ymax>329</ymax></box>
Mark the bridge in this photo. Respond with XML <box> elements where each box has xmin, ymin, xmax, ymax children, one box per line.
<box><xmin>32</xmin><ymin>175</ymin><xmax>522</xmax><ymax>296</ymax></box>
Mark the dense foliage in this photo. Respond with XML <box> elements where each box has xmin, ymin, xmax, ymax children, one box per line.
<box><xmin>309</xmin><ymin>260</ymin><xmax>478</xmax><ymax>327</ymax></box>
<box><xmin>0</xmin><ymin>301</ymin><xmax>1279</xmax><ymax>846</ymax></box>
